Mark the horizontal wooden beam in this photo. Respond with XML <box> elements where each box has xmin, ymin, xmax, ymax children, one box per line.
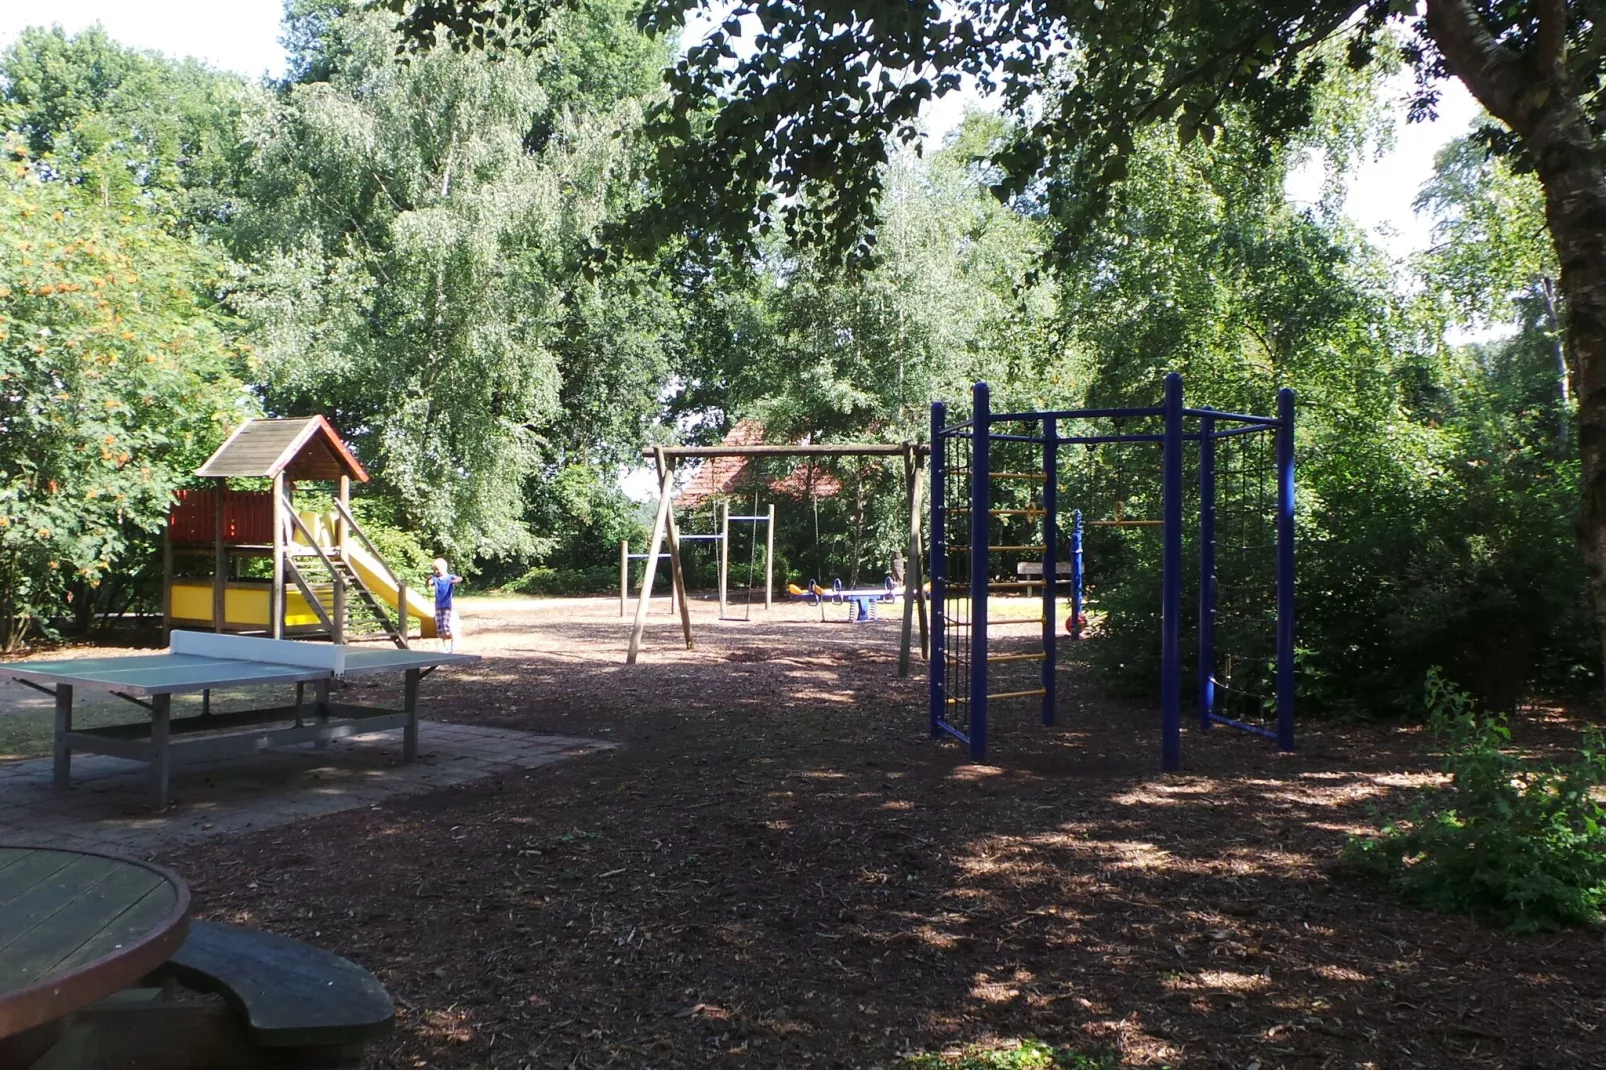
<box><xmin>642</xmin><ymin>443</ymin><xmax>927</xmax><ymax>459</ymax></box>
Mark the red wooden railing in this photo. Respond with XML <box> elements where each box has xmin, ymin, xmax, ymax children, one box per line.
<box><xmin>168</xmin><ymin>489</ymin><xmax>273</xmax><ymax>545</ymax></box>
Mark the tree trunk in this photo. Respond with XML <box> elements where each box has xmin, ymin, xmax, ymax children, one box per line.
<box><xmin>1425</xmin><ymin>0</ymin><xmax>1606</xmax><ymax>699</ymax></box>
<box><xmin>70</xmin><ymin>579</ymin><xmax>95</xmax><ymax>635</ymax></box>
<box><xmin>0</xmin><ymin>557</ymin><xmax>26</xmax><ymax>653</ymax></box>
<box><xmin>1538</xmin><ymin>158</ymin><xmax>1606</xmax><ymax>694</ymax></box>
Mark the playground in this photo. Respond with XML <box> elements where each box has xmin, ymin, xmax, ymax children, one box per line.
<box><xmin>92</xmin><ymin>594</ymin><xmax>1599</xmax><ymax>1069</ymax></box>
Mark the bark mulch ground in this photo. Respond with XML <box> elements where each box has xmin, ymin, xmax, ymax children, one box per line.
<box><xmin>154</xmin><ymin>595</ymin><xmax>1603</xmax><ymax>1069</ymax></box>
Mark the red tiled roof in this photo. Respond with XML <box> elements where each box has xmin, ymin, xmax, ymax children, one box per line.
<box><xmin>675</xmin><ymin>420</ymin><xmax>844</xmax><ymax>507</ymax></box>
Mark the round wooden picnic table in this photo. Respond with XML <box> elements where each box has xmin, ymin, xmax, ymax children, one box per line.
<box><xmin>0</xmin><ymin>844</ymin><xmax>190</xmax><ymax>1040</ymax></box>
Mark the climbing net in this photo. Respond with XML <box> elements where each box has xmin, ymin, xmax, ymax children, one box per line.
<box><xmin>1203</xmin><ymin>419</ymin><xmax>1281</xmax><ymax>732</ymax></box>
<box><xmin>935</xmin><ymin>417</ymin><xmax>976</xmax><ymax>744</ymax></box>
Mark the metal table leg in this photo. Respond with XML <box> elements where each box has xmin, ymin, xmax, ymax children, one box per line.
<box><xmin>403</xmin><ymin>668</ymin><xmax>419</xmax><ymax>762</ymax></box>
<box><xmin>314</xmin><ymin>678</ymin><xmax>330</xmax><ymax>751</ymax></box>
<box><xmin>53</xmin><ymin>683</ymin><xmax>73</xmax><ymax>791</ymax></box>
<box><xmin>151</xmin><ymin>694</ymin><xmax>171</xmax><ymax>810</ymax></box>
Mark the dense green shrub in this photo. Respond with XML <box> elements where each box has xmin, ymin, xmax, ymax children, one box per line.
<box><xmin>507</xmin><ymin>565</ymin><xmax>620</xmax><ymax>597</ymax></box>
<box><xmin>1342</xmin><ymin>669</ymin><xmax>1606</xmax><ymax>932</ymax></box>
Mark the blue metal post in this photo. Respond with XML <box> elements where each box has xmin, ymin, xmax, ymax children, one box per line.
<box><xmin>1161</xmin><ymin>372</ymin><xmax>1183</xmax><ymax>772</ymax></box>
<box><xmin>1070</xmin><ymin>510</ymin><xmax>1084</xmax><ymax>638</ymax></box>
<box><xmin>1198</xmin><ymin>410</ymin><xmax>1216</xmax><ymax>730</ymax></box>
<box><xmin>1276</xmin><ymin>388</ymin><xmax>1296</xmax><ymax>752</ymax></box>
<box><xmin>1042</xmin><ymin>417</ymin><xmax>1057</xmax><ymax>726</ymax></box>
<box><xmin>970</xmin><ymin>382</ymin><xmax>991</xmax><ymax>762</ymax></box>
<box><xmin>929</xmin><ymin>402</ymin><xmax>947</xmax><ymax>740</ymax></box>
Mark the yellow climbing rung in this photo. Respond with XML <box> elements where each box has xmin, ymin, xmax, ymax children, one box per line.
<box><xmin>948</xmin><ymin>470</ymin><xmax>1046</xmax><ymax>480</ymax></box>
<box><xmin>1086</xmin><ymin>519</ymin><xmax>1163</xmax><ymax>527</ymax></box>
<box><xmin>949</xmin><ymin>508</ymin><xmax>1045</xmax><ymax>516</ymax></box>
<box><xmin>987</xmin><ymin>652</ymin><xmax>1045</xmax><ymax>663</ymax></box>
<box><xmin>947</xmin><ymin>545</ymin><xmax>1046</xmax><ymax>553</ymax></box>
<box><xmin>988</xmin><ymin>688</ymin><xmax>1048</xmax><ymax>702</ymax></box>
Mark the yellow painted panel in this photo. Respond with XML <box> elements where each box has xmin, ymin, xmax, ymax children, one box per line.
<box><xmin>168</xmin><ymin>580</ymin><xmax>325</xmax><ymax>628</ymax></box>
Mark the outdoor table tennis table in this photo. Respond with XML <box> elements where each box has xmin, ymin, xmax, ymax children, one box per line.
<box><xmin>8</xmin><ymin>632</ymin><xmax>479</xmax><ymax>809</ymax></box>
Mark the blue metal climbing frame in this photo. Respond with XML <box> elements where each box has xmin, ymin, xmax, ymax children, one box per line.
<box><xmin>929</xmin><ymin>374</ymin><xmax>1296</xmax><ymax>770</ymax></box>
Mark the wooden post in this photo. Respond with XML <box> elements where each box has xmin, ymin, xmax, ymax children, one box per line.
<box><xmin>270</xmin><ymin>473</ymin><xmax>285</xmax><ymax>639</ymax></box>
<box><xmin>765</xmin><ymin>502</ymin><xmax>775</xmax><ymax>611</ymax></box>
<box><xmin>334</xmin><ymin>474</ymin><xmax>350</xmax><ymax>644</ymax></box>
<box><xmin>899</xmin><ymin>447</ymin><xmax>918</xmax><ymax>677</ymax></box>
<box><xmin>626</xmin><ymin>459</ymin><xmax>677</xmax><ymax>663</ymax></box>
<box><xmin>212</xmin><ymin>479</ymin><xmax>227</xmax><ymax>632</ymax></box>
<box><xmin>620</xmin><ymin>540</ymin><xmax>629</xmax><ymax>617</ymax></box>
<box><xmin>898</xmin><ymin>446</ymin><xmax>930</xmax><ymax>677</ymax></box>
<box><xmin>660</xmin><ymin>450</ymin><xmax>695</xmax><ymax>649</ymax></box>
<box><xmin>718</xmin><ymin>500</ymin><xmax>729</xmax><ymax>618</ymax></box>
<box><xmin>161</xmin><ymin>524</ymin><xmax>173</xmax><ymax>645</ymax></box>
<box><xmin>398</xmin><ymin>581</ymin><xmax>410</xmax><ymax>647</ymax></box>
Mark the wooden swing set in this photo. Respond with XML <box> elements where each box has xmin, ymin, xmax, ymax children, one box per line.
<box><xmin>625</xmin><ymin>442</ymin><xmax>931</xmax><ymax>676</ymax></box>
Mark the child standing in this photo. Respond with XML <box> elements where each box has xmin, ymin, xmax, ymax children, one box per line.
<box><xmin>428</xmin><ymin>558</ymin><xmax>463</xmax><ymax>653</ymax></box>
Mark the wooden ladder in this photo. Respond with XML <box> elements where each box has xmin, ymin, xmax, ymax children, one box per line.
<box><xmin>283</xmin><ymin>554</ymin><xmax>409</xmax><ymax>649</ymax></box>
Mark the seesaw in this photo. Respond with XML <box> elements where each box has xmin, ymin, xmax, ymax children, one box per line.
<box><xmin>786</xmin><ymin>577</ymin><xmax>901</xmax><ymax>622</ymax></box>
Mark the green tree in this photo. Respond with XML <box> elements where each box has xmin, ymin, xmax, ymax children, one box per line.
<box><xmin>0</xmin><ymin>24</ymin><xmax>260</xmax><ymax>230</ymax></box>
<box><xmin>1416</xmin><ymin>133</ymin><xmax>1570</xmax><ymax>443</ymax></box>
<box><xmin>662</xmin><ymin>124</ymin><xmax>1056</xmax><ymax>584</ymax></box>
<box><xmin>0</xmin><ymin>145</ymin><xmax>251</xmax><ymax>649</ymax></box>
<box><xmin>229</xmin><ymin>0</ymin><xmax>672</xmax><ymax>558</ymax></box>
<box><xmin>394</xmin><ymin>0</ymin><xmax>1606</xmax><ymax>693</ymax></box>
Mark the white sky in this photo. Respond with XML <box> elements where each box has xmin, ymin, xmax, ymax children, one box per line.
<box><xmin>0</xmin><ymin>0</ymin><xmax>288</xmax><ymax>81</ymax></box>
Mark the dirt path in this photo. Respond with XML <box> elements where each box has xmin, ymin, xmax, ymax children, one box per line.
<box><xmin>67</xmin><ymin>596</ymin><xmax>1606</xmax><ymax>1067</ymax></box>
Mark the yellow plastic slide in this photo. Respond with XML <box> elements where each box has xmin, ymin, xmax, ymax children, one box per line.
<box><xmin>343</xmin><ymin>541</ymin><xmax>439</xmax><ymax>639</ymax></box>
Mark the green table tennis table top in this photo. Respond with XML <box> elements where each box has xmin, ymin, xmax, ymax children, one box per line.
<box><xmin>8</xmin><ymin>646</ymin><xmax>478</xmax><ymax>697</ymax></box>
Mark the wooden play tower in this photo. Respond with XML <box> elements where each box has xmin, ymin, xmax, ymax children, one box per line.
<box><xmin>162</xmin><ymin>417</ymin><xmax>435</xmax><ymax>647</ymax></box>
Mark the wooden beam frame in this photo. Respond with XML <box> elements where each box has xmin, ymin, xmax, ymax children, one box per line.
<box><xmin>660</xmin><ymin>450</ymin><xmax>695</xmax><ymax>649</ymax></box>
<box><xmin>334</xmin><ymin>473</ymin><xmax>350</xmax><ymax>644</ymax></box>
<box><xmin>629</xmin><ymin>442</ymin><xmax>930</xmax><ymax>666</ymax></box>
<box><xmin>765</xmin><ymin>502</ymin><xmax>775</xmax><ymax>611</ymax></box>
<box><xmin>899</xmin><ymin>445</ymin><xmax>930</xmax><ymax>678</ymax></box>
<box><xmin>627</xmin><ymin>449</ymin><xmax>695</xmax><ymax>664</ymax></box>
<box><xmin>211</xmin><ymin>479</ymin><xmax>226</xmax><ymax>634</ymax></box>
<box><xmin>642</xmin><ymin>443</ymin><xmax>928</xmax><ymax>459</ymax></box>
<box><xmin>269</xmin><ymin>474</ymin><xmax>285</xmax><ymax>640</ymax></box>
<box><xmin>717</xmin><ymin>500</ymin><xmax>729</xmax><ymax>618</ymax></box>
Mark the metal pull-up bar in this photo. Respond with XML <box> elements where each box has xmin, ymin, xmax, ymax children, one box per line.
<box><xmin>620</xmin><ymin>541</ymin><xmax>681</xmax><ymax>617</ymax></box>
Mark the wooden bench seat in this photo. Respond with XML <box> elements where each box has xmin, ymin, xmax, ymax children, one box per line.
<box><xmin>159</xmin><ymin>921</ymin><xmax>394</xmax><ymax>1048</ymax></box>
<box><xmin>25</xmin><ymin>922</ymin><xmax>393</xmax><ymax>1070</ymax></box>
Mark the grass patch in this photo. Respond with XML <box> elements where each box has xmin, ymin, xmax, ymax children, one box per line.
<box><xmin>894</xmin><ymin>1039</ymin><xmax>1118</xmax><ymax>1069</ymax></box>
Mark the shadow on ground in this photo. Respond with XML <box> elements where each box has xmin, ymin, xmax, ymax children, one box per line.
<box><xmin>127</xmin><ymin>595</ymin><xmax>1604</xmax><ymax>1068</ymax></box>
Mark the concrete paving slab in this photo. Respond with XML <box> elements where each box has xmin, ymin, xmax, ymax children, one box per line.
<box><xmin>0</xmin><ymin>722</ymin><xmax>613</xmax><ymax>853</ymax></box>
